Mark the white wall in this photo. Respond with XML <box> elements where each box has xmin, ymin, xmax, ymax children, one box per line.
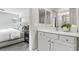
<box><xmin>3</xmin><ymin>8</ymin><xmax>30</xmax><ymax>25</ymax></box>
<box><xmin>70</xmin><ymin>8</ymin><xmax>77</xmax><ymax>25</ymax></box>
<box><xmin>30</xmin><ymin>8</ymin><xmax>39</xmax><ymax>50</ymax></box>
<box><xmin>76</xmin><ymin>8</ymin><xmax>79</xmax><ymax>33</ymax></box>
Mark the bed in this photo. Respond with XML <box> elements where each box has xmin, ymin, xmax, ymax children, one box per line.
<box><xmin>0</xmin><ymin>28</ymin><xmax>24</xmax><ymax>48</ymax></box>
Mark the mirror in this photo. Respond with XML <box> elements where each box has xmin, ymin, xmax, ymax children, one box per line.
<box><xmin>39</xmin><ymin>8</ymin><xmax>51</xmax><ymax>25</ymax></box>
<box><xmin>57</xmin><ymin>8</ymin><xmax>78</xmax><ymax>33</ymax></box>
<box><xmin>57</xmin><ymin>8</ymin><xmax>70</xmax><ymax>27</ymax></box>
<box><xmin>57</xmin><ymin>8</ymin><xmax>78</xmax><ymax>26</ymax></box>
<box><xmin>39</xmin><ymin>9</ymin><xmax>45</xmax><ymax>24</ymax></box>
<box><xmin>62</xmin><ymin>15</ymin><xmax>70</xmax><ymax>24</ymax></box>
<box><xmin>45</xmin><ymin>11</ymin><xmax>51</xmax><ymax>24</ymax></box>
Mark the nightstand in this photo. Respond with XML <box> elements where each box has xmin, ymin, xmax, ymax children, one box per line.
<box><xmin>22</xmin><ymin>25</ymin><xmax>29</xmax><ymax>43</ymax></box>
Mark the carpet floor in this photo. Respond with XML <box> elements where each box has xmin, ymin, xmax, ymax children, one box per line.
<box><xmin>0</xmin><ymin>42</ymin><xmax>29</xmax><ymax>51</ymax></box>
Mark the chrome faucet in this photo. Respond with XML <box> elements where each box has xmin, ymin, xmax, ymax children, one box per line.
<box><xmin>56</xmin><ymin>26</ymin><xmax>59</xmax><ymax>31</ymax></box>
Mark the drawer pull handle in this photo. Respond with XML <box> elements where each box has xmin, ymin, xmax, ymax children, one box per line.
<box><xmin>66</xmin><ymin>39</ymin><xmax>69</xmax><ymax>42</ymax></box>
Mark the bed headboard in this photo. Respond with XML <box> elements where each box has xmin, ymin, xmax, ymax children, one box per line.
<box><xmin>0</xmin><ymin>12</ymin><xmax>20</xmax><ymax>29</ymax></box>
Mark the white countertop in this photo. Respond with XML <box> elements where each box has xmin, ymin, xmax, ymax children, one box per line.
<box><xmin>38</xmin><ymin>28</ymin><xmax>79</xmax><ymax>37</ymax></box>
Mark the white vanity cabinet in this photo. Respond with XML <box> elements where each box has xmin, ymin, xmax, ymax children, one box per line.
<box><xmin>38</xmin><ymin>31</ymin><xmax>77</xmax><ymax>51</ymax></box>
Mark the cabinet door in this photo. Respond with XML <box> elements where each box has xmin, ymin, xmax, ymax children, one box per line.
<box><xmin>38</xmin><ymin>32</ymin><xmax>50</xmax><ymax>51</ymax></box>
<box><xmin>38</xmin><ymin>37</ymin><xmax>50</xmax><ymax>51</ymax></box>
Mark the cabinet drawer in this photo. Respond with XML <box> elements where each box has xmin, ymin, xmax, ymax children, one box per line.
<box><xmin>53</xmin><ymin>42</ymin><xmax>75</xmax><ymax>51</ymax></box>
<box><xmin>59</xmin><ymin>35</ymin><xmax>75</xmax><ymax>44</ymax></box>
<box><xmin>44</xmin><ymin>33</ymin><xmax>58</xmax><ymax>40</ymax></box>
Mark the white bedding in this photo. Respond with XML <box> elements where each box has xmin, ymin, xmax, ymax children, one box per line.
<box><xmin>0</xmin><ymin>28</ymin><xmax>21</xmax><ymax>42</ymax></box>
<box><xmin>0</xmin><ymin>29</ymin><xmax>10</xmax><ymax>42</ymax></box>
<box><xmin>8</xmin><ymin>28</ymin><xmax>21</xmax><ymax>39</ymax></box>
